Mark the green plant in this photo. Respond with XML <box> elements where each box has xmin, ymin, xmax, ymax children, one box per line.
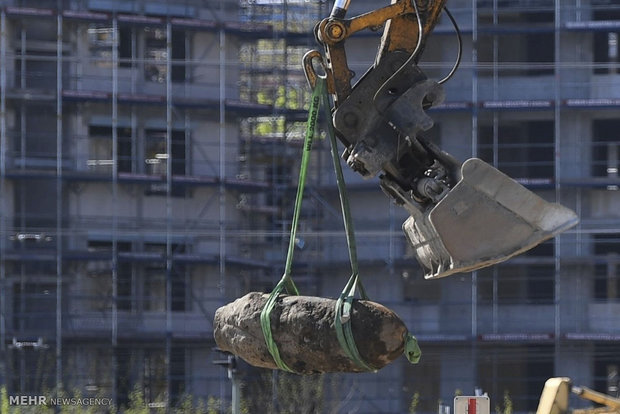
<box><xmin>495</xmin><ymin>390</ymin><xmax>513</xmax><ymax>414</ymax></box>
<box><xmin>1</xmin><ymin>386</ymin><xmax>10</xmax><ymax>414</ymax></box>
<box><xmin>242</xmin><ymin>371</ymin><xmax>336</xmax><ymax>414</ymax></box>
<box><xmin>206</xmin><ymin>396</ymin><xmax>221</xmax><ymax>414</ymax></box>
<box><xmin>170</xmin><ymin>394</ymin><xmax>194</xmax><ymax>414</ymax></box>
<box><xmin>275</xmin><ymin>372</ymin><xmax>325</xmax><ymax>414</ymax></box>
<box><xmin>123</xmin><ymin>385</ymin><xmax>149</xmax><ymax>414</ymax></box>
<box><xmin>409</xmin><ymin>391</ymin><xmax>420</xmax><ymax>414</ymax></box>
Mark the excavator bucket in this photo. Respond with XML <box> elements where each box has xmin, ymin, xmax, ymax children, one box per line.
<box><xmin>404</xmin><ymin>158</ymin><xmax>579</xmax><ymax>279</ymax></box>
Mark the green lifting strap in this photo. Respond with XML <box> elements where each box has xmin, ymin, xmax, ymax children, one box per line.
<box><xmin>259</xmin><ymin>77</ymin><xmax>324</xmax><ymax>373</ymax></box>
<box><xmin>321</xmin><ymin>90</ymin><xmax>375</xmax><ymax>372</ymax></box>
<box><xmin>321</xmin><ymin>80</ymin><xmax>421</xmax><ymax>370</ymax></box>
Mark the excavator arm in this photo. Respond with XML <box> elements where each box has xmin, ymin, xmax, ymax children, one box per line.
<box><xmin>536</xmin><ymin>377</ymin><xmax>620</xmax><ymax>414</ymax></box>
<box><xmin>307</xmin><ymin>0</ymin><xmax>446</xmax><ymax>106</ymax></box>
<box><xmin>304</xmin><ymin>0</ymin><xmax>578</xmax><ymax>279</ymax></box>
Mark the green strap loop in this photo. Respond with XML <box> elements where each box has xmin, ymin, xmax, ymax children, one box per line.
<box><xmin>260</xmin><ymin>276</ymin><xmax>297</xmax><ymax>372</ymax></box>
<box><xmin>259</xmin><ymin>77</ymin><xmax>324</xmax><ymax>373</ymax></box>
<box><xmin>405</xmin><ymin>333</ymin><xmax>422</xmax><ymax>364</ymax></box>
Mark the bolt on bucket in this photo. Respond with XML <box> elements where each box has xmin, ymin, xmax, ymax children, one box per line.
<box><xmin>403</xmin><ymin>158</ymin><xmax>579</xmax><ymax>279</ymax></box>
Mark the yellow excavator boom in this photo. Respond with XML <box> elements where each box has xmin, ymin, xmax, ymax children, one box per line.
<box><xmin>537</xmin><ymin>377</ymin><xmax>572</xmax><ymax>414</ymax></box>
<box><xmin>536</xmin><ymin>378</ymin><xmax>620</xmax><ymax>414</ymax></box>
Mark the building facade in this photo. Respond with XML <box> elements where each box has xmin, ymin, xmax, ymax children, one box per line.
<box><xmin>0</xmin><ymin>0</ymin><xmax>618</xmax><ymax>412</ymax></box>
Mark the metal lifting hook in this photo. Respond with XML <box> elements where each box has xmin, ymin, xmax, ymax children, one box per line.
<box><xmin>302</xmin><ymin>50</ymin><xmax>331</xmax><ymax>91</ymax></box>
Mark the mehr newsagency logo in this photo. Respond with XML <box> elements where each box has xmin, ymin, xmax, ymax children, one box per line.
<box><xmin>10</xmin><ymin>395</ymin><xmax>113</xmax><ymax>407</ymax></box>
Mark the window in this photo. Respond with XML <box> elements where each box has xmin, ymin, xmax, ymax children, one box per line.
<box><xmin>170</xmin><ymin>347</ymin><xmax>186</xmax><ymax>405</ymax></box>
<box><xmin>478</xmin><ymin>11</ymin><xmax>554</xmax><ymax>77</ymax></box>
<box><xmin>403</xmin><ymin>269</ymin><xmax>442</xmax><ymax>303</ymax></box>
<box><xmin>12</xmin><ymin>282</ymin><xmax>56</xmax><ymax>331</ymax></box>
<box><xmin>115</xmin><ymin>347</ymin><xmax>133</xmax><ymax>407</ymax></box>
<box><xmin>171</xmin><ymin>30</ymin><xmax>186</xmax><ymax>82</ymax></box>
<box><xmin>144</xmin><ymin>28</ymin><xmax>186</xmax><ymax>83</ymax></box>
<box><xmin>88</xmin><ymin>126</ymin><xmax>133</xmax><ymax>173</ymax></box>
<box><xmin>479</xmin><ymin>120</ymin><xmax>554</xmax><ymax>179</ymax></box>
<box><xmin>85</xmin><ymin>125</ymin><xmax>188</xmax><ymax>192</ymax></box>
<box><xmin>143</xmin><ymin>243</ymin><xmax>166</xmax><ymax>312</ymax></box>
<box><xmin>479</xmin><ymin>242</ymin><xmax>555</xmax><ymax>304</ymax></box>
<box><xmin>87</xmin><ymin>241</ymin><xmax>133</xmax><ymax>311</ymax></box>
<box><xmin>143</xmin><ymin>243</ymin><xmax>187</xmax><ymax>312</ymax></box>
<box><xmin>594</xmin><ymin>344</ymin><xmax>620</xmax><ymax>398</ymax></box>
<box><xmin>593</xmin><ymin>234</ymin><xmax>619</xmax><ymax>300</ymax></box>
<box><xmin>88</xmin><ymin>25</ymin><xmax>185</xmax><ymax>79</ymax></box>
<box><xmin>592</xmin><ymin>119</ymin><xmax>620</xmax><ymax>178</ymax></box>
<box><xmin>143</xmin><ymin>349</ymin><xmax>167</xmax><ymax>404</ymax></box>
<box><xmin>145</xmin><ymin>130</ymin><xmax>168</xmax><ymax>176</ymax></box>
<box><xmin>593</xmin><ymin>9</ymin><xmax>620</xmax><ymax>75</ymax></box>
<box><xmin>15</xmin><ymin>51</ymin><xmax>59</xmax><ymax>89</ymax></box>
<box><xmin>140</xmin><ymin>346</ymin><xmax>185</xmax><ymax>406</ymax></box>
<box><xmin>12</xmin><ymin>178</ymin><xmax>58</xmax><ymax>241</ymax></box>
<box><xmin>144</xmin><ymin>129</ymin><xmax>186</xmax><ymax>196</ymax></box>
<box><xmin>144</xmin><ymin>129</ymin><xmax>186</xmax><ymax>176</ymax></box>
<box><xmin>265</xmin><ymin>163</ymin><xmax>291</xmax><ymax>242</ymax></box>
<box><xmin>119</xmin><ymin>27</ymin><xmax>132</xmax><ymax>68</ymax></box>
<box><xmin>10</xmin><ymin>346</ymin><xmax>55</xmax><ymax>394</ymax></box>
<box><xmin>15</xmin><ymin>104</ymin><xmax>57</xmax><ymax>161</ymax></box>
<box><xmin>478</xmin><ymin>345</ymin><xmax>554</xmax><ymax>412</ymax></box>
<box><xmin>144</xmin><ymin>27</ymin><xmax>167</xmax><ymax>83</ymax></box>
<box><xmin>479</xmin><ymin>264</ymin><xmax>555</xmax><ymax>304</ymax></box>
<box><xmin>87</xmin><ymin>25</ymin><xmax>131</xmax><ymax>68</ymax></box>
<box><xmin>240</xmin><ymin>41</ymin><xmax>310</xmax><ymax>109</ymax></box>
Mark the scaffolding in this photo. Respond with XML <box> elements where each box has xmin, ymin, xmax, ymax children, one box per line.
<box><xmin>0</xmin><ymin>0</ymin><xmax>619</xmax><ymax>412</ymax></box>
<box><xmin>0</xmin><ymin>0</ymin><xmax>272</xmax><ymax>408</ymax></box>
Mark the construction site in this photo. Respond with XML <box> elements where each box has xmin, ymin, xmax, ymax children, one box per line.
<box><xmin>0</xmin><ymin>0</ymin><xmax>619</xmax><ymax>412</ymax></box>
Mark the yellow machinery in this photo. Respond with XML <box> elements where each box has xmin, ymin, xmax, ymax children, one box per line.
<box><xmin>537</xmin><ymin>378</ymin><xmax>620</xmax><ymax>414</ymax></box>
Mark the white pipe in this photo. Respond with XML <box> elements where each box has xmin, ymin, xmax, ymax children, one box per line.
<box><xmin>56</xmin><ymin>11</ymin><xmax>64</xmax><ymax>394</ymax></box>
<box><xmin>218</xmin><ymin>26</ymin><xmax>227</xmax><ymax>296</ymax></box>
<box><xmin>0</xmin><ymin>10</ymin><xmax>7</xmax><ymax>388</ymax></box>
<box><xmin>111</xmin><ymin>14</ymin><xmax>119</xmax><ymax>407</ymax></box>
